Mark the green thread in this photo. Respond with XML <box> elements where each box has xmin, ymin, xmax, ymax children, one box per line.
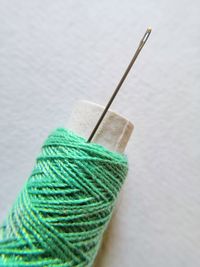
<box><xmin>0</xmin><ymin>128</ymin><xmax>128</xmax><ymax>266</ymax></box>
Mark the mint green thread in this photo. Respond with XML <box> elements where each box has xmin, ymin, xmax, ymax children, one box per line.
<box><xmin>0</xmin><ymin>128</ymin><xmax>128</xmax><ymax>266</ymax></box>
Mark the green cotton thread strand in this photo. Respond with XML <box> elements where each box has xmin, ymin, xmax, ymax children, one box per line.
<box><xmin>0</xmin><ymin>128</ymin><xmax>128</xmax><ymax>267</ymax></box>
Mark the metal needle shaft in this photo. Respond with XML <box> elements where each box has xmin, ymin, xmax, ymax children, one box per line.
<box><xmin>87</xmin><ymin>27</ymin><xmax>152</xmax><ymax>142</ymax></box>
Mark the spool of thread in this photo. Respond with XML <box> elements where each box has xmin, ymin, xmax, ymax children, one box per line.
<box><xmin>0</xmin><ymin>101</ymin><xmax>133</xmax><ymax>266</ymax></box>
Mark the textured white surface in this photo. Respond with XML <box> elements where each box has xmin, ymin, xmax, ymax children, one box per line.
<box><xmin>0</xmin><ymin>1</ymin><xmax>199</xmax><ymax>266</ymax></box>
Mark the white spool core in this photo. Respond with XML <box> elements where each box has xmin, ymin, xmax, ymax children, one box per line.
<box><xmin>67</xmin><ymin>100</ymin><xmax>133</xmax><ymax>153</ymax></box>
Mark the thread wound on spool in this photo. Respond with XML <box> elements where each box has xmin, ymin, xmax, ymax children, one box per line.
<box><xmin>0</xmin><ymin>128</ymin><xmax>128</xmax><ymax>266</ymax></box>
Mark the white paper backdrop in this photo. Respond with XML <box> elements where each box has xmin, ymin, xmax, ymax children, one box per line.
<box><xmin>0</xmin><ymin>1</ymin><xmax>199</xmax><ymax>266</ymax></box>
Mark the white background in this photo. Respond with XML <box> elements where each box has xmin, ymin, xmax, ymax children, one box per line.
<box><xmin>0</xmin><ymin>1</ymin><xmax>199</xmax><ymax>266</ymax></box>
